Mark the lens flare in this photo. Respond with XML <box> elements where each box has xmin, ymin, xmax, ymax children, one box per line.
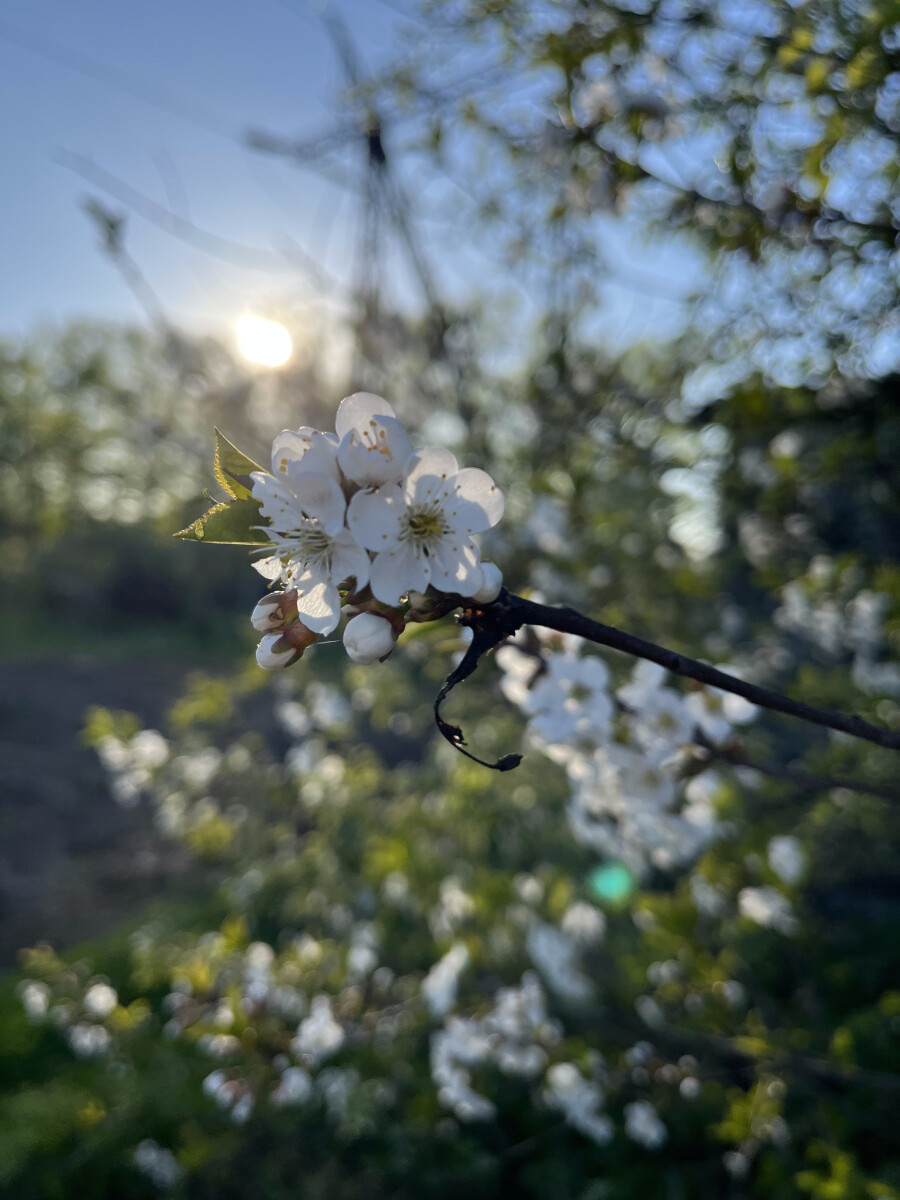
<box><xmin>237</xmin><ymin>316</ymin><xmax>293</xmax><ymax>368</ymax></box>
<box><xmin>587</xmin><ymin>862</ymin><xmax>635</xmax><ymax>906</ymax></box>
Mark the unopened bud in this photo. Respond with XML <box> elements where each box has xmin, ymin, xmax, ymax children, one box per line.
<box><xmin>256</xmin><ymin>633</ymin><xmax>300</xmax><ymax>670</ymax></box>
<box><xmin>471</xmin><ymin>562</ymin><xmax>503</xmax><ymax>604</ymax></box>
<box><xmin>281</xmin><ymin>619</ymin><xmax>319</xmax><ymax>655</ymax></box>
<box><xmin>343</xmin><ymin>611</ymin><xmax>397</xmax><ymax>665</ymax></box>
<box><xmin>250</xmin><ymin>590</ymin><xmax>298</xmax><ymax>633</ymax></box>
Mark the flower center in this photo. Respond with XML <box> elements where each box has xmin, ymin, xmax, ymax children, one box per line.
<box><xmin>568</xmin><ymin>682</ymin><xmax>593</xmax><ymax>704</ymax></box>
<box><xmin>297</xmin><ymin>524</ymin><xmax>332</xmax><ymax>568</ymax></box>
<box><xmin>401</xmin><ymin>502</ymin><xmax>448</xmax><ymax>549</ymax></box>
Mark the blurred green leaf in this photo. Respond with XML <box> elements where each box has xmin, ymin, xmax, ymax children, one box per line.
<box><xmin>174</xmin><ymin>497</ymin><xmax>270</xmax><ymax>545</ymax></box>
<box><xmin>213</xmin><ymin>428</ymin><xmax>263</xmax><ymax>501</ymax></box>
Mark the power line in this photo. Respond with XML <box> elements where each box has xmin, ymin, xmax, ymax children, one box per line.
<box><xmin>56</xmin><ymin>149</ymin><xmax>343</xmax><ymax>291</ymax></box>
<box><xmin>0</xmin><ymin>16</ymin><xmax>236</xmax><ymax>138</ymax></box>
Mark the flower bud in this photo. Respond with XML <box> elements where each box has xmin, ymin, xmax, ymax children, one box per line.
<box><xmin>343</xmin><ymin>612</ymin><xmax>397</xmax><ymax>665</ymax></box>
<box><xmin>471</xmin><ymin>562</ymin><xmax>503</xmax><ymax>604</ymax></box>
<box><xmin>281</xmin><ymin>619</ymin><xmax>319</xmax><ymax>655</ymax></box>
<box><xmin>250</xmin><ymin>590</ymin><xmax>298</xmax><ymax>633</ymax></box>
<box><xmin>256</xmin><ymin>633</ymin><xmax>300</xmax><ymax>670</ymax></box>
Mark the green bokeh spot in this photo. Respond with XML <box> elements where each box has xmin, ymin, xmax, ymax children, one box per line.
<box><xmin>588</xmin><ymin>862</ymin><xmax>635</xmax><ymax>906</ymax></box>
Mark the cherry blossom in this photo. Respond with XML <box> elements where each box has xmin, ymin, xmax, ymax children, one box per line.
<box><xmin>270</xmin><ymin>427</ymin><xmax>341</xmax><ymax>483</ymax></box>
<box><xmin>544</xmin><ymin>1063</ymin><xmax>613</xmax><ymax>1145</ymax></box>
<box><xmin>347</xmin><ymin>446</ymin><xmax>504</xmax><ymax>607</ymax></box>
<box><xmin>626</xmin><ymin>685</ymin><xmax>697</xmax><ymax>761</ymax></box>
<box><xmin>738</xmin><ymin>886</ymin><xmax>799</xmax><ymax>935</ymax></box>
<box><xmin>624</xmin><ymin>1099</ymin><xmax>668</xmax><ymax>1149</ymax></box>
<box><xmin>251</xmin><ymin>469</ymin><xmax>369</xmax><ymax>634</ymax></box>
<box><xmin>522</xmin><ymin>654</ymin><xmax>614</xmax><ymax>743</ymax></box>
<box><xmin>767</xmin><ymin>835</ymin><xmax>806</xmax><ymax>885</ymax></box>
<box><xmin>572</xmin><ymin>744</ymin><xmax>678</xmax><ymax>816</ymax></box>
<box><xmin>335</xmin><ymin>392</ymin><xmax>413</xmax><ymax>488</ymax></box>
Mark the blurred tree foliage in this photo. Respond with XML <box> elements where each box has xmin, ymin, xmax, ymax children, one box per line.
<box><xmin>0</xmin><ymin>324</ymin><xmax>339</xmax><ymax>650</ymax></box>
<box><xmin>1</xmin><ymin>0</ymin><xmax>899</xmax><ymax>1197</ymax></box>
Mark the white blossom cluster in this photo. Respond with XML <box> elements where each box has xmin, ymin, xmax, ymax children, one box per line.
<box><xmin>431</xmin><ymin>972</ymin><xmax>557</xmax><ymax>1123</ymax></box>
<box><xmin>497</xmin><ymin>639</ymin><xmax>758</xmax><ymax>875</ymax></box>
<box><xmin>17</xmin><ymin>970</ymin><xmax>122</xmax><ymax>1060</ymax></box>
<box><xmin>624</xmin><ymin>1098</ymin><xmax>669</xmax><ymax>1150</ymax></box>
<box><xmin>543</xmin><ymin>1062</ymin><xmax>613</xmax><ymax>1145</ymax></box>
<box><xmin>133</xmin><ymin>1140</ymin><xmax>184</xmax><ymax>1189</ymax></box>
<box><xmin>248</xmin><ymin>393</ymin><xmax>504</xmax><ymax>670</ymax></box>
<box><xmin>95</xmin><ymin>728</ymin><xmax>169</xmax><ymax>807</ymax></box>
<box><xmin>774</xmin><ymin>564</ymin><xmax>900</xmax><ymax>697</ymax></box>
<box><xmin>67</xmin><ymin>622</ymin><xmax>804</xmax><ymax>1169</ymax></box>
<box><xmin>685</xmin><ymin>834</ymin><xmax>805</xmax><ymax>940</ymax></box>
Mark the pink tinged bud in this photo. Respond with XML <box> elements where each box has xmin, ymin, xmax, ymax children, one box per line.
<box><xmin>250</xmin><ymin>590</ymin><xmax>298</xmax><ymax>633</ymax></box>
<box><xmin>343</xmin><ymin>611</ymin><xmax>397</xmax><ymax>665</ymax></box>
<box><xmin>256</xmin><ymin>634</ymin><xmax>300</xmax><ymax>670</ymax></box>
<box><xmin>471</xmin><ymin>562</ymin><xmax>503</xmax><ymax>604</ymax></box>
<box><xmin>281</xmin><ymin>619</ymin><xmax>319</xmax><ymax>655</ymax></box>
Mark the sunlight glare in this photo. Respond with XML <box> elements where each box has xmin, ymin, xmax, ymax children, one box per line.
<box><xmin>237</xmin><ymin>316</ymin><xmax>293</xmax><ymax>368</ymax></box>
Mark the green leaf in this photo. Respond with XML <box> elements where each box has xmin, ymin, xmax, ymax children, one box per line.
<box><xmin>175</xmin><ymin>497</ymin><xmax>271</xmax><ymax>545</ymax></box>
<box><xmin>214</xmin><ymin>428</ymin><xmax>264</xmax><ymax>500</ymax></box>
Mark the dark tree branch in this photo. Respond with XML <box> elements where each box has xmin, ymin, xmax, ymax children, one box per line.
<box><xmin>434</xmin><ymin>610</ymin><xmax>523</xmax><ymax>771</ymax></box>
<box><xmin>694</xmin><ymin>731</ymin><xmax>900</xmax><ymax>804</ymax></box>
<box><xmin>433</xmin><ymin>590</ymin><xmax>900</xmax><ymax>771</ymax></box>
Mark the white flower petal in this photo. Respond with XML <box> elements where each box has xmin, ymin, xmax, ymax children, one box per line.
<box><xmin>452</xmin><ymin>468</ymin><xmax>504</xmax><ymax>532</ymax></box>
<box><xmin>523</xmin><ymin>675</ymin><xmax>564</xmax><ymax>718</ymax></box>
<box><xmin>618</xmin><ymin>660</ymin><xmax>667</xmax><ymax>708</ymax></box>
<box><xmin>403</xmin><ymin>447</ymin><xmax>459</xmax><ymax>505</ymax></box>
<box><xmin>251</xmin><ymin>471</ymin><xmax>303</xmax><ymax>529</ymax></box>
<box><xmin>431</xmin><ymin>537</ymin><xmax>484</xmax><ymax>596</ymax></box>
<box><xmin>472</xmin><ymin>562</ymin><xmax>503</xmax><ymax>603</ymax></box>
<box><xmin>271</xmin><ymin>428</ymin><xmax>339</xmax><ymax>482</ymax></box>
<box><xmin>294</xmin><ymin>576</ymin><xmax>341</xmax><ymax>635</ymax></box>
<box><xmin>347</xmin><ymin>485</ymin><xmax>404</xmax><ymax>549</ymax></box>
<box><xmin>370</xmin><ymin>542</ymin><xmax>430</xmax><ymax>606</ymax></box>
<box><xmin>256</xmin><ymin>634</ymin><xmax>296</xmax><ymax>670</ymax></box>
<box><xmin>338</xmin><ymin>415</ymin><xmax>413</xmax><ymax>487</ymax></box>
<box><xmin>330</xmin><ymin>529</ymin><xmax>371</xmax><ymax>590</ymax></box>
<box><xmin>334</xmin><ymin>392</ymin><xmax>396</xmax><ymax>440</ymax></box>
<box><xmin>564</xmin><ymin>657</ymin><xmax>610</xmax><ymax>691</ymax></box>
<box><xmin>288</xmin><ymin>472</ymin><xmax>346</xmax><ymax>536</ymax></box>
<box><xmin>252</xmin><ymin>555</ymin><xmax>285</xmax><ymax>581</ymax></box>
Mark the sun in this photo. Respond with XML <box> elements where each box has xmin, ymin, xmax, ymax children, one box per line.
<box><xmin>236</xmin><ymin>316</ymin><xmax>293</xmax><ymax>368</ymax></box>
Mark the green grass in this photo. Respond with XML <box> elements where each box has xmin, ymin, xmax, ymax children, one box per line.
<box><xmin>0</xmin><ymin>612</ymin><xmax>251</xmax><ymax>665</ymax></box>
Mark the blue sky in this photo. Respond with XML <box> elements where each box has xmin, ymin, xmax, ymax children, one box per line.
<box><xmin>0</xmin><ymin>1</ymin><xmax>404</xmax><ymax>331</ymax></box>
<box><xmin>0</xmin><ymin>0</ymin><xmax>694</xmax><ymax>354</ymax></box>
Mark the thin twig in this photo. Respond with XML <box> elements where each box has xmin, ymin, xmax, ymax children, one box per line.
<box><xmin>694</xmin><ymin>731</ymin><xmax>900</xmax><ymax>804</ymax></box>
<box><xmin>585</xmin><ymin>1007</ymin><xmax>900</xmax><ymax>1093</ymax></box>
<box><xmin>433</xmin><ymin>590</ymin><xmax>900</xmax><ymax>770</ymax></box>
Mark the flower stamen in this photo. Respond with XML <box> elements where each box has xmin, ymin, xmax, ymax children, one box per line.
<box><xmin>401</xmin><ymin>502</ymin><xmax>450</xmax><ymax>549</ymax></box>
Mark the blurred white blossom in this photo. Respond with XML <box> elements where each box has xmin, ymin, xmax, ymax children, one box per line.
<box><xmin>624</xmin><ymin>1099</ymin><xmax>668</xmax><ymax>1149</ymax></box>
<box><xmin>739</xmin><ymin>886</ymin><xmax>799</xmax><ymax>935</ymax></box>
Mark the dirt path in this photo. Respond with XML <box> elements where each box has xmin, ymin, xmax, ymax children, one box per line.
<box><xmin>0</xmin><ymin>658</ymin><xmax>194</xmax><ymax>966</ymax></box>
